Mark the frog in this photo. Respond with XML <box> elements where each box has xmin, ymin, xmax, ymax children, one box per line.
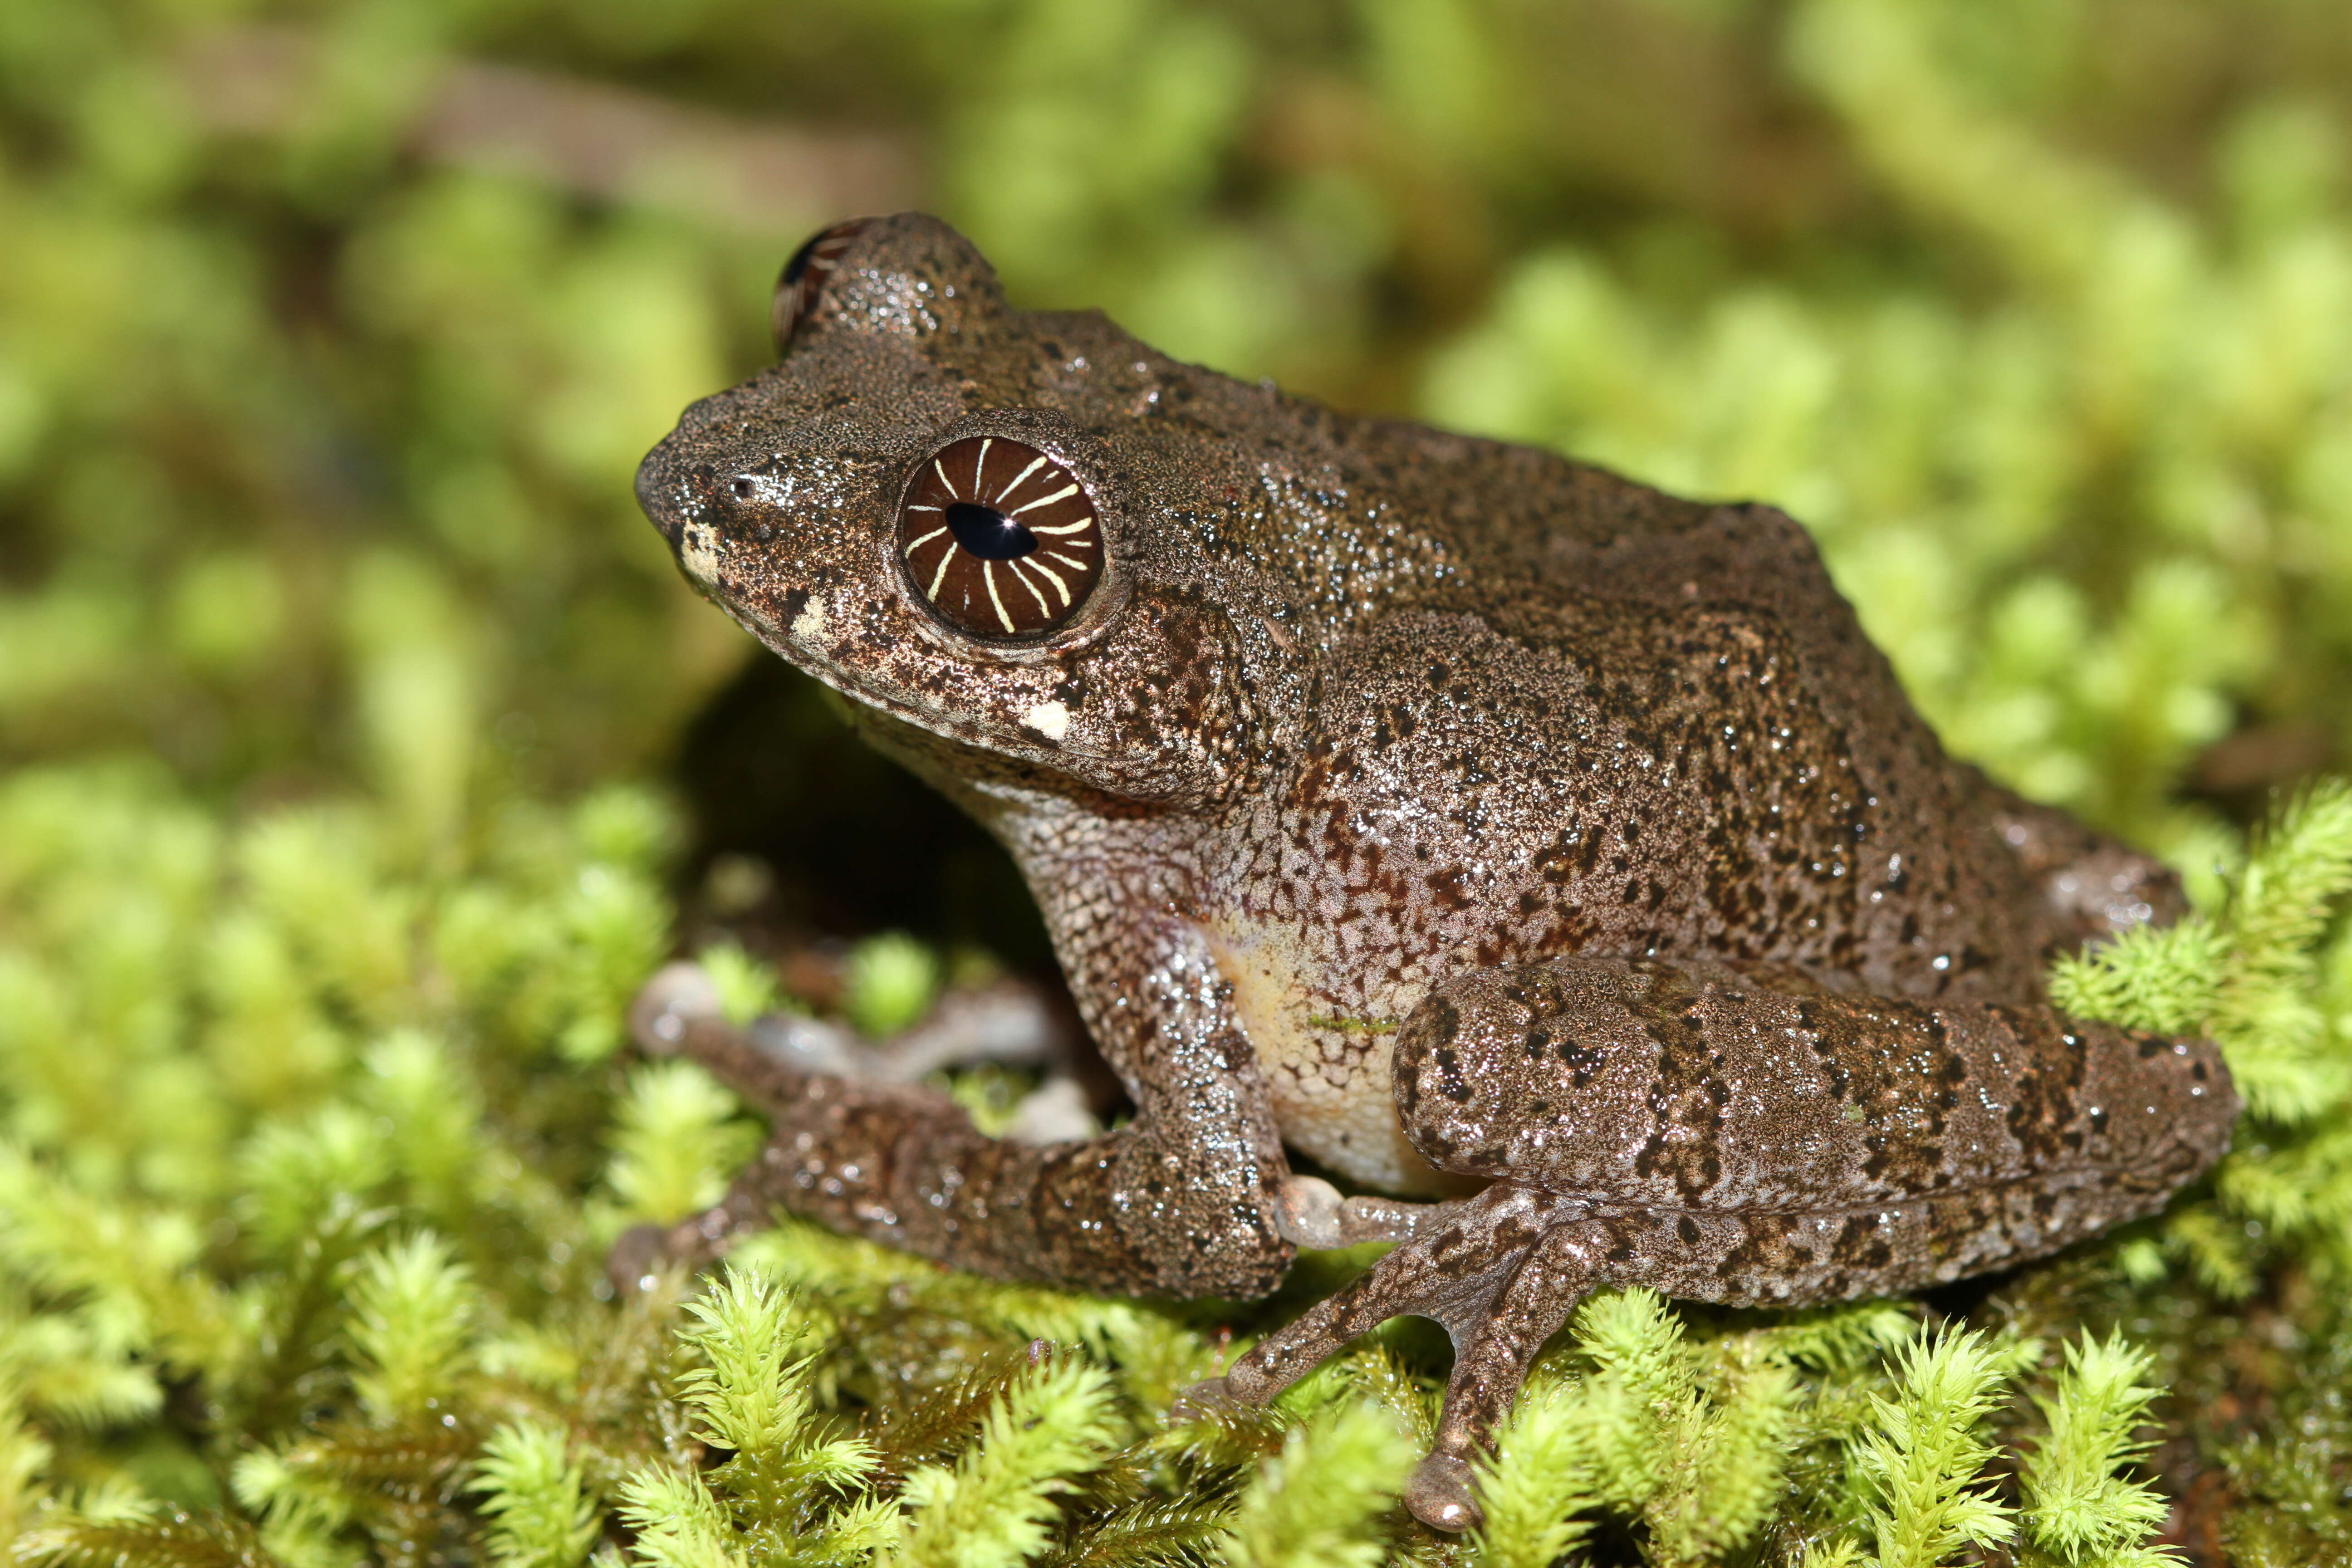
<box><xmin>626</xmin><ymin>211</ymin><xmax>2238</xmax><ymax>1531</ymax></box>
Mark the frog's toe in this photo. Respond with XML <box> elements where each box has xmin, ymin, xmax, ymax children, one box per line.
<box><xmin>1404</xmin><ymin>1453</ymin><xmax>1482</xmax><ymax>1532</ymax></box>
<box><xmin>1274</xmin><ymin>1176</ymin><xmax>1461</xmax><ymax>1249</ymax></box>
<box><xmin>1204</xmin><ymin>1183</ymin><xmax>1607</xmax><ymax>1531</ymax></box>
<box><xmin>606</xmin><ymin>1223</ymin><xmax>672</xmax><ymax>1297</ymax></box>
<box><xmin>1410</xmin><ymin>1217</ymin><xmax>1606</xmax><ymax>1527</ymax></box>
<box><xmin>630</xmin><ymin>961</ymin><xmax>723</xmax><ymax>1053</ymax></box>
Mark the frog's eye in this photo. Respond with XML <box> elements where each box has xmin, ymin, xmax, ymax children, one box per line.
<box><xmin>771</xmin><ymin>218</ymin><xmax>871</xmax><ymax>355</ymax></box>
<box><xmin>899</xmin><ymin>436</ymin><xmax>1104</xmax><ymax>640</ymax></box>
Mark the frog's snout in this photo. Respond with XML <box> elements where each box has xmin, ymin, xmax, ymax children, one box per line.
<box><xmin>632</xmin><ymin>442</ymin><xmax>691</xmax><ymax>546</ymax></box>
<box><xmin>637</xmin><ymin>438</ymin><xmax>795</xmax><ymax>561</ymax></box>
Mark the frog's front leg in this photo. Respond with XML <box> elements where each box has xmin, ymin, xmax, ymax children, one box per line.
<box><xmin>615</xmin><ymin>947</ymin><xmax>1305</xmax><ymax>1300</ymax></box>
<box><xmin>1190</xmin><ymin>955</ymin><xmax>2238</xmax><ymax>1531</ymax></box>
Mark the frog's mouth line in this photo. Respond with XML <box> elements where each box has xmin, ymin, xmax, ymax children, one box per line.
<box><xmin>723</xmin><ymin>588</ymin><xmax>1097</xmax><ymax>789</ymax></box>
<box><xmin>743</xmin><ymin>600</ymin><xmax>985</xmax><ymax>743</ymax></box>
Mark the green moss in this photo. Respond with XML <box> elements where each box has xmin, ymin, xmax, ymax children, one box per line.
<box><xmin>4</xmin><ymin>0</ymin><xmax>2352</xmax><ymax>1561</ymax></box>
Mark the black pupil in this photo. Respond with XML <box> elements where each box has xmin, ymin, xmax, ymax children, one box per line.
<box><xmin>946</xmin><ymin>501</ymin><xmax>1038</xmax><ymax>561</ymax></box>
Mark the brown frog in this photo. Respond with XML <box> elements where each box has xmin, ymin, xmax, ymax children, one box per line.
<box><xmin>627</xmin><ymin>213</ymin><xmax>2237</xmax><ymax>1530</ymax></box>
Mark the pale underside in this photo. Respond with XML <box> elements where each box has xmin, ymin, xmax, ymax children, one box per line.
<box><xmin>1200</xmin><ymin>913</ymin><xmax>1467</xmax><ymax>1195</ymax></box>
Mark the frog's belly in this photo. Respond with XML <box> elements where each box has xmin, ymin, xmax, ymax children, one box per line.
<box><xmin>1198</xmin><ymin>919</ymin><xmax>1462</xmax><ymax>1196</ymax></box>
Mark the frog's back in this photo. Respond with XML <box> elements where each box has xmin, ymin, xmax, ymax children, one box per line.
<box><xmin>1252</xmin><ymin>404</ymin><xmax>2086</xmax><ymax>1008</ymax></box>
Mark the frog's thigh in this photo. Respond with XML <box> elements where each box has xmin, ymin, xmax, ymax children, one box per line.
<box><xmin>1392</xmin><ymin>952</ymin><xmax>2234</xmax><ymax>1294</ymax></box>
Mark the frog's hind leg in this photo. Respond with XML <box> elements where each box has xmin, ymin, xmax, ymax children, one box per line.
<box><xmin>1186</xmin><ymin>1182</ymin><xmax>1605</xmax><ymax>1532</ymax></box>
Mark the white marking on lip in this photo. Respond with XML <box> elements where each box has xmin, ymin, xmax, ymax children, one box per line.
<box><xmin>1023</xmin><ymin>700</ymin><xmax>1070</xmax><ymax>741</ymax></box>
<box><xmin>790</xmin><ymin>592</ymin><xmax>826</xmax><ymax>641</ymax></box>
<box><xmin>677</xmin><ymin>526</ymin><xmax>722</xmax><ymax>584</ymax></box>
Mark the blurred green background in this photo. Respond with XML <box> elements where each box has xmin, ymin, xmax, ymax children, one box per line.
<box><xmin>4</xmin><ymin>2</ymin><xmax>2352</xmax><ymax>1559</ymax></box>
<box><xmin>6</xmin><ymin>0</ymin><xmax>2350</xmax><ymax>892</ymax></box>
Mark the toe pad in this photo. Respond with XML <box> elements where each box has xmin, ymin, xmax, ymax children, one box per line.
<box><xmin>1406</xmin><ymin>1451</ymin><xmax>1483</xmax><ymax>1532</ymax></box>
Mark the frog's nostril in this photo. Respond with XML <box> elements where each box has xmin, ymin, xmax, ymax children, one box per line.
<box><xmin>730</xmin><ymin>476</ymin><xmax>758</xmax><ymax>501</ymax></box>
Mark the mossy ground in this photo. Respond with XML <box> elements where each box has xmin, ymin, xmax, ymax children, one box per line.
<box><xmin>4</xmin><ymin>1</ymin><xmax>2352</xmax><ymax>1563</ymax></box>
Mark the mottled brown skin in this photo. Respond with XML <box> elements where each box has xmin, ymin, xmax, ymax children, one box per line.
<box><xmin>628</xmin><ymin>213</ymin><xmax>2236</xmax><ymax>1529</ymax></box>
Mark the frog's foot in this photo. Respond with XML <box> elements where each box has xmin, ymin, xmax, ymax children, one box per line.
<box><xmin>1183</xmin><ymin>1182</ymin><xmax>1602</xmax><ymax>1532</ymax></box>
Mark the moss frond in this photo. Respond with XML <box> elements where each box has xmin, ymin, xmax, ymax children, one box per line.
<box><xmin>1748</xmin><ymin>1302</ymin><xmax>1921</xmax><ymax>1375</ymax></box>
<box><xmin>2047</xmin><ymin>779</ymin><xmax>2352</xmax><ymax>1126</ymax></box>
<box><xmin>2017</xmin><ymin>1331</ymin><xmax>2176</xmax><ymax>1568</ymax></box>
<box><xmin>345</xmin><ymin>1232</ymin><xmax>476</xmax><ymax>1420</ymax></box>
<box><xmin>0</xmin><ymin>1290</ymin><xmax>164</xmax><ymax>1431</ymax></box>
<box><xmin>2047</xmin><ymin>921</ymin><xmax>2226</xmax><ymax>1038</ymax></box>
<box><xmin>235</xmin><ymin>1110</ymin><xmax>397</xmax><ymax>1262</ymax></box>
<box><xmin>17</xmin><ymin>1510</ymin><xmax>285</xmax><ymax>1568</ymax></box>
<box><xmin>843</xmin><ymin>936</ymin><xmax>942</xmax><ymax>1040</ymax></box>
<box><xmin>1324</xmin><ymin>1346</ymin><xmax>1436</xmax><ymax>1456</ymax></box>
<box><xmin>1037</xmin><ymin>1495</ymin><xmax>1232</xmax><ymax>1568</ymax></box>
<box><xmin>354</xmin><ymin>1033</ymin><xmax>484</xmax><ymax>1225</ymax></box>
<box><xmin>2050</xmin><ymin>774</ymin><xmax>2352</xmax><ymax>1305</ymax></box>
<box><xmin>597</xmin><ymin>1063</ymin><xmax>758</xmax><ymax>1233</ymax></box>
<box><xmin>276</xmin><ymin>1414</ymin><xmax>482</xmax><ymax>1507</ymax></box>
<box><xmin>472</xmin><ymin>1421</ymin><xmax>601</xmax><ymax>1568</ymax></box>
<box><xmin>1851</xmin><ymin>1328</ymin><xmax>2017</xmax><ymax>1568</ymax></box>
<box><xmin>1468</xmin><ymin>1373</ymin><xmax>1595</xmax><ymax>1568</ymax></box>
<box><xmin>545</xmin><ymin>852</ymin><xmax>677</xmax><ymax>1067</ymax></box>
<box><xmin>1798</xmin><ymin>1537</ymin><xmax>1871</xmax><ymax>1568</ymax></box>
<box><xmin>864</xmin><ymin>1346</ymin><xmax>1048</xmax><ymax>1486</ymax></box>
<box><xmin>884</xmin><ymin>1353</ymin><xmax>1121</xmax><ymax>1568</ymax></box>
<box><xmin>1649</xmin><ymin>1345</ymin><xmax>1797</xmax><ymax>1565</ymax></box>
<box><xmin>1567</xmin><ymin>1286</ymin><xmax>1689</xmax><ymax>1513</ymax></box>
<box><xmin>0</xmin><ymin>1142</ymin><xmax>226</xmax><ymax>1373</ymax></box>
<box><xmin>1159</xmin><ymin>1388</ymin><xmax>1292</xmax><ymax>1478</ymax></box>
<box><xmin>674</xmin><ymin>1266</ymin><xmax>870</xmax><ymax>1517</ymax></box>
<box><xmin>696</xmin><ymin>943</ymin><xmax>785</xmax><ymax>1029</ymax></box>
<box><xmin>1212</xmin><ymin>1398</ymin><xmax>1411</xmax><ymax>1568</ymax></box>
<box><xmin>233</xmin><ymin>812</ymin><xmax>414</xmax><ymax>1034</ymax></box>
<box><xmin>2223</xmin><ymin>781</ymin><xmax>2352</xmax><ymax>983</ymax></box>
<box><xmin>616</xmin><ymin>1466</ymin><xmax>744</xmax><ymax>1568</ymax></box>
<box><xmin>2210</xmin><ymin>780</ymin><xmax>2352</xmax><ymax>1124</ymax></box>
<box><xmin>1517</xmin><ymin>1289</ymin><xmax>1806</xmax><ymax>1564</ymax></box>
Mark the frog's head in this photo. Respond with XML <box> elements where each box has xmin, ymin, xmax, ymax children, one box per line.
<box><xmin>634</xmin><ymin>212</ymin><xmax>1308</xmax><ymax>812</ymax></box>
